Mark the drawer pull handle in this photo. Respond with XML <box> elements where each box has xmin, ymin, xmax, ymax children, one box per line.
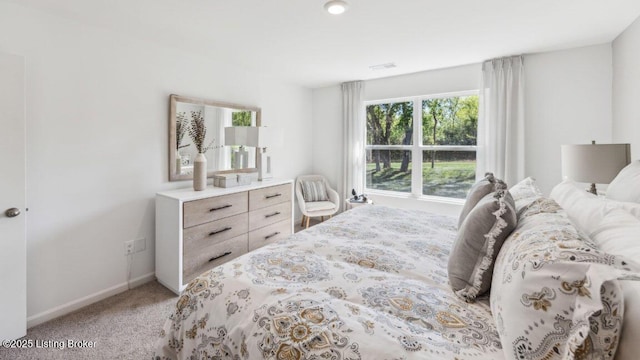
<box><xmin>265</xmin><ymin>193</ymin><xmax>282</xmax><ymax>199</ymax></box>
<box><xmin>265</xmin><ymin>211</ymin><xmax>281</xmax><ymax>218</ymax></box>
<box><xmin>265</xmin><ymin>232</ymin><xmax>280</xmax><ymax>240</ymax></box>
<box><xmin>210</xmin><ymin>204</ymin><xmax>232</xmax><ymax>212</ymax></box>
<box><xmin>209</xmin><ymin>227</ymin><xmax>232</xmax><ymax>236</ymax></box>
<box><xmin>208</xmin><ymin>251</ymin><xmax>232</xmax><ymax>262</ymax></box>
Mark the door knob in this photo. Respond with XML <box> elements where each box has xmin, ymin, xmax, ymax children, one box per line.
<box><xmin>5</xmin><ymin>208</ymin><xmax>20</xmax><ymax>218</ymax></box>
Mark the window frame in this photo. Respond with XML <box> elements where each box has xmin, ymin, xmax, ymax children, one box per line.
<box><xmin>364</xmin><ymin>90</ymin><xmax>479</xmax><ymax>201</ymax></box>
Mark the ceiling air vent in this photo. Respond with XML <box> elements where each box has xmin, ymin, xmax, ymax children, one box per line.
<box><xmin>369</xmin><ymin>62</ymin><xmax>396</xmax><ymax>71</ymax></box>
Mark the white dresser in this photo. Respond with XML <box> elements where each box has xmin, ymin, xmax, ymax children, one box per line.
<box><xmin>156</xmin><ymin>179</ymin><xmax>294</xmax><ymax>294</ymax></box>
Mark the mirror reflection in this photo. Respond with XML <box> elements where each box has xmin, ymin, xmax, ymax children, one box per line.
<box><xmin>169</xmin><ymin>95</ymin><xmax>261</xmax><ymax>181</ymax></box>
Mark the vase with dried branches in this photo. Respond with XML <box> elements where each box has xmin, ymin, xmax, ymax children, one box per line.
<box><xmin>175</xmin><ymin>112</ymin><xmax>190</xmax><ymax>175</ymax></box>
<box><xmin>188</xmin><ymin>110</ymin><xmax>215</xmax><ymax>191</ymax></box>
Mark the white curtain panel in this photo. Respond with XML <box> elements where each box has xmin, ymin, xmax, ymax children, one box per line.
<box><xmin>477</xmin><ymin>55</ymin><xmax>525</xmax><ymax>187</ymax></box>
<box><xmin>341</xmin><ymin>81</ymin><xmax>365</xmax><ymax>202</ymax></box>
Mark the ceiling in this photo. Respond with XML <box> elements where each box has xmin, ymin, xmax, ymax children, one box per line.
<box><xmin>13</xmin><ymin>0</ymin><xmax>640</xmax><ymax>88</ymax></box>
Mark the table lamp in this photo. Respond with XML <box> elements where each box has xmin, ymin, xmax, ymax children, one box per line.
<box><xmin>224</xmin><ymin>127</ymin><xmax>259</xmax><ymax>169</ymax></box>
<box><xmin>224</xmin><ymin>126</ymin><xmax>272</xmax><ymax>181</ymax></box>
<box><xmin>561</xmin><ymin>141</ymin><xmax>631</xmax><ymax>195</ymax></box>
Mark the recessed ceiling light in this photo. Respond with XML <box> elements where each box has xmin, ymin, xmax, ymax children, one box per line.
<box><xmin>369</xmin><ymin>62</ymin><xmax>397</xmax><ymax>71</ymax></box>
<box><xmin>324</xmin><ymin>0</ymin><xmax>349</xmax><ymax>15</ymax></box>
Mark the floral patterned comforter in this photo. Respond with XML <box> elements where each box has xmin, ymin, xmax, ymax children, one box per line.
<box><xmin>154</xmin><ymin>205</ymin><xmax>504</xmax><ymax>360</ymax></box>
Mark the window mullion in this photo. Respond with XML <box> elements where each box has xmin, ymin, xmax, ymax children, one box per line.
<box><xmin>411</xmin><ymin>98</ymin><xmax>422</xmax><ymax>197</ymax></box>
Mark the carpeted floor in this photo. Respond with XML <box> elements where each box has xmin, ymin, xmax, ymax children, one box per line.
<box><xmin>0</xmin><ymin>281</ymin><xmax>178</xmax><ymax>360</ymax></box>
<box><xmin>0</xmin><ymin>223</ymin><xmax>317</xmax><ymax>360</ymax></box>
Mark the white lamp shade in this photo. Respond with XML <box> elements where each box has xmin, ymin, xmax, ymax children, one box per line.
<box><xmin>224</xmin><ymin>126</ymin><xmax>259</xmax><ymax>147</ymax></box>
<box><xmin>561</xmin><ymin>143</ymin><xmax>631</xmax><ymax>184</ymax></box>
<box><xmin>256</xmin><ymin>126</ymin><xmax>270</xmax><ymax>148</ymax></box>
<box><xmin>224</xmin><ymin>126</ymin><xmax>275</xmax><ymax>148</ymax></box>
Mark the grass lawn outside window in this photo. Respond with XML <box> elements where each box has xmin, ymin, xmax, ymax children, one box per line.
<box><xmin>366</xmin><ymin>159</ymin><xmax>475</xmax><ymax>199</ymax></box>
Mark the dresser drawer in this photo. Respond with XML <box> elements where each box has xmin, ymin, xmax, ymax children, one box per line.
<box><xmin>183</xmin><ymin>212</ymin><xmax>248</xmax><ymax>254</ymax></box>
<box><xmin>248</xmin><ymin>219</ymin><xmax>292</xmax><ymax>251</ymax></box>
<box><xmin>249</xmin><ymin>183</ymin><xmax>292</xmax><ymax>211</ymax></box>
<box><xmin>183</xmin><ymin>192</ymin><xmax>248</xmax><ymax>228</ymax></box>
<box><xmin>183</xmin><ymin>234</ymin><xmax>248</xmax><ymax>284</ymax></box>
<box><xmin>156</xmin><ymin>180</ymin><xmax>295</xmax><ymax>294</ymax></box>
<box><xmin>249</xmin><ymin>201</ymin><xmax>291</xmax><ymax>231</ymax></box>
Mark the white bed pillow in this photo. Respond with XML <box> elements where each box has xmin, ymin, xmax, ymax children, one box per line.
<box><xmin>606</xmin><ymin>160</ymin><xmax>640</xmax><ymax>203</ymax></box>
<box><xmin>508</xmin><ymin>177</ymin><xmax>543</xmax><ymax>213</ymax></box>
<box><xmin>610</xmin><ymin>198</ymin><xmax>640</xmax><ymax>219</ymax></box>
<box><xmin>590</xmin><ymin>208</ymin><xmax>640</xmax><ymax>260</ymax></box>
<box><xmin>549</xmin><ymin>179</ymin><xmax>595</xmax><ymax>205</ymax></box>
<box><xmin>589</xmin><ymin>208</ymin><xmax>640</xmax><ymax>360</ymax></box>
<box><xmin>550</xmin><ymin>179</ymin><xmax>640</xmax><ymax>235</ymax></box>
<box><xmin>550</xmin><ymin>179</ymin><xmax>607</xmax><ymax>234</ymax></box>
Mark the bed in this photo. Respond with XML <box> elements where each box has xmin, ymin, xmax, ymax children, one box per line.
<box><xmin>154</xmin><ymin>166</ymin><xmax>640</xmax><ymax>360</ymax></box>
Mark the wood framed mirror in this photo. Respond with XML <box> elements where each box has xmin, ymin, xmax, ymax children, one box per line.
<box><xmin>169</xmin><ymin>94</ymin><xmax>261</xmax><ymax>181</ymax></box>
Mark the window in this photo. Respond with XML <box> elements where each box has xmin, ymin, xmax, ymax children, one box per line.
<box><xmin>365</xmin><ymin>92</ymin><xmax>478</xmax><ymax>199</ymax></box>
<box><xmin>231</xmin><ymin>110</ymin><xmax>253</xmax><ymax>126</ymax></box>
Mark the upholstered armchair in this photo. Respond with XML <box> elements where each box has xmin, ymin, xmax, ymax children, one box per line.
<box><xmin>295</xmin><ymin>175</ymin><xmax>340</xmax><ymax>228</ymax></box>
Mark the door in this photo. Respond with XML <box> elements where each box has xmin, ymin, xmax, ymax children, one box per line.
<box><xmin>0</xmin><ymin>52</ymin><xmax>26</xmax><ymax>340</ymax></box>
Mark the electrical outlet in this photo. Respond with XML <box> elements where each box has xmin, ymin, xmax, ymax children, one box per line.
<box><xmin>124</xmin><ymin>238</ymin><xmax>146</xmax><ymax>256</ymax></box>
<box><xmin>134</xmin><ymin>238</ymin><xmax>146</xmax><ymax>253</ymax></box>
<box><xmin>124</xmin><ymin>240</ymin><xmax>134</xmax><ymax>255</ymax></box>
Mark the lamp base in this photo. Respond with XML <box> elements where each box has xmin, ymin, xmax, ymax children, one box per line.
<box><xmin>233</xmin><ymin>146</ymin><xmax>248</xmax><ymax>169</ymax></box>
<box><xmin>587</xmin><ymin>183</ymin><xmax>598</xmax><ymax>196</ymax></box>
<box><xmin>258</xmin><ymin>150</ymin><xmax>272</xmax><ymax>181</ymax></box>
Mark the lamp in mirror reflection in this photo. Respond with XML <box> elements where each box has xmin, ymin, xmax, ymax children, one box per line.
<box><xmin>224</xmin><ymin>126</ymin><xmax>273</xmax><ymax>181</ymax></box>
<box><xmin>224</xmin><ymin>127</ymin><xmax>257</xmax><ymax>169</ymax></box>
<box><xmin>561</xmin><ymin>141</ymin><xmax>631</xmax><ymax>195</ymax></box>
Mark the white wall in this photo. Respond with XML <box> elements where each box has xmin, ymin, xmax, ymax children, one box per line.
<box><xmin>312</xmin><ymin>44</ymin><xmax>614</xmax><ymax>213</ymax></box>
<box><xmin>0</xmin><ymin>2</ymin><xmax>313</xmax><ymax>325</ymax></box>
<box><xmin>311</xmin><ymin>85</ymin><xmax>343</xmax><ymax>199</ymax></box>
<box><xmin>524</xmin><ymin>44</ymin><xmax>613</xmax><ymax>194</ymax></box>
<box><xmin>613</xmin><ymin>15</ymin><xmax>640</xmax><ymax>159</ymax></box>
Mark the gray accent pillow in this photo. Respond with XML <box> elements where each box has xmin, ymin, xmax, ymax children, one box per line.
<box><xmin>458</xmin><ymin>173</ymin><xmax>502</xmax><ymax>228</ymax></box>
<box><xmin>301</xmin><ymin>180</ymin><xmax>329</xmax><ymax>202</ymax></box>
<box><xmin>448</xmin><ymin>190</ymin><xmax>516</xmax><ymax>302</ymax></box>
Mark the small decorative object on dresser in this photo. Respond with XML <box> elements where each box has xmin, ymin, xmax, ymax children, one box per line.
<box><xmin>188</xmin><ymin>110</ymin><xmax>216</xmax><ymax>191</ymax></box>
<box><xmin>192</xmin><ymin>153</ymin><xmax>207</xmax><ymax>190</ymax></box>
<box><xmin>155</xmin><ymin>179</ymin><xmax>294</xmax><ymax>294</ymax></box>
<box><xmin>213</xmin><ymin>173</ymin><xmax>252</xmax><ymax>188</ymax></box>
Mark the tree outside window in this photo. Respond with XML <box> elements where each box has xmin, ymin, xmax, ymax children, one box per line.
<box><xmin>365</xmin><ymin>93</ymin><xmax>478</xmax><ymax>199</ymax></box>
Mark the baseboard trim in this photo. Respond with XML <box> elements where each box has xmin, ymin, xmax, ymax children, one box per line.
<box><xmin>26</xmin><ymin>272</ymin><xmax>156</xmax><ymax>328</ymax></box>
